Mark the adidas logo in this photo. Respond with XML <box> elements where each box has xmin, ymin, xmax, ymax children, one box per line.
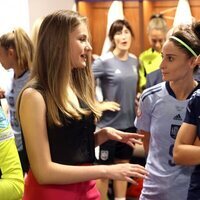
<box><xmin>115</xmin><ymin>69</ymin><xmax>121</xmax><ymax>74</ymax></box>
<box><xmin>173</xmin><ymin>114</ymin><xmax>182</xmax><ymax>121</ymax></box>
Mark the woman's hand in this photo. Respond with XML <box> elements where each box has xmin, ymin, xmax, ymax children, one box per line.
<box><xmin>95</xmin><ymin>127</ymin><xmax>143</xmax><ymax>148</ymax></box>
<box><xmin>104</xmin><ymin>163</ymin><xmax>148</xmax><ymax>184</ymax></box>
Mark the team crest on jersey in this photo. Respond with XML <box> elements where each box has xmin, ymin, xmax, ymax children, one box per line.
<box><xmin>170</xmin><ymin>124</ymin><xmax>181</xmax><ymax>139</ymax></box>
<box><xmin>100</xmin><ymin>150</ymin><xmax>109</xmax><ymax>161</ymax></box>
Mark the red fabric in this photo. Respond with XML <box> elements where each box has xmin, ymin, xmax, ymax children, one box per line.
<box><xmin>126</xmin><ymin>178</ymin><xmax>143</xmax><ymax>198</ymax></box>
<box><xmin>23</xmin><ymin>170</ymin><xmax>100</xmax><ymax>200</ymax></box>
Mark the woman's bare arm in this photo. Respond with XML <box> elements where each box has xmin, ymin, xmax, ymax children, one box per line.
<box><xmin>174</xmin><ymin>122</ymin><xmax>200</xmax><ymax>165</ymax></box>
<box><xmin>19</xmin><ymin>88</ymin><xmax>148</xmax><ymax>185</ymax></box>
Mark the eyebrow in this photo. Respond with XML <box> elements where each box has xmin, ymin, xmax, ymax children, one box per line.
<box><xmin>161</xmin><ymin>53</ymin><xmax>177</xmax><ymax>57</ymax></box>
<box><xmin>151</xmin><ymin>38</ymin><xmax>165</xmax><ymax>41</ymax></box>
<box><xmin>78</xmin><ymin>34</ymin><xmax>88</xmax><ymax>39</ymax></box>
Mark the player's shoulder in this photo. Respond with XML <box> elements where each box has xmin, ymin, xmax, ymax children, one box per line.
<box><xmin>189</xmin><ymin>88</ymin><xmax>200</xmax><ymax>104</ymax></box>
<box><xmin>193</xmin><ymin>88</ymin><xmax>200</xmax><ymax>96</ymax></box>
<box><xmin>141</xmin><ymin>82</ymin><xmax>165</xmax><ymax>102</ymax></box>
<box><xmin>99</xmin><ymin>51</ymin><xmax>114</xmax><ymax>61</ymax></box>
<box><xmin>129</xmin><ymin>53</ymin><xmax>137</xmax><ymax>60</ymax></box>
<box><xmin>139</xmin><ymin>48</ymin><xmax>151</xmax><ymax>57</ymax></box>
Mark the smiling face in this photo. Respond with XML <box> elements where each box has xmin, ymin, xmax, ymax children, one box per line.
<box><xmin>69</xmin><ymin>23</ymin><xmax>92</xmax><ymax>69</ymax></box>
<box><xmin>113</xmin><ymin>25</ymin><xmax>132</xmax><ymax>52</ymax></box>
<box><xmin>160</xmin><ymin>40</ymin><xmax>195</xmax><ymax>82</ymax></box>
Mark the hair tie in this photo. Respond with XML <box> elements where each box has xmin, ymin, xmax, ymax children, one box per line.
<box><xmin>169</xmin><ymin>36</ymin><xmax>198</xmax><ymax>57</ymax></box>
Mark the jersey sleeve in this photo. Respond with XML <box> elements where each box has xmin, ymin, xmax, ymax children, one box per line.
<box><xmin>134</xmin><ymin>90</ymin><xmax>152</xmax><ymax>132</ymax></box>
<box><xmin>184</xmin><ymin>91</ymin><xmax>200</xmax><ymax>139</ymax></box>
<box><xmin>92</xmin><ymin>57</ymin><xmax>105</xmax><ymax>79</ymax></box>
<box><xmin>184</xmin><ymin>92</ymin><xmax>199</xmax><ymax>125</ymax></box>
<box><xmin>0</xmin><ymin>108</ymin><xmax>24</xmax><ymax>200</ymax></box>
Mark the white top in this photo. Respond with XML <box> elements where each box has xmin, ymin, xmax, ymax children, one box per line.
<box><xmin>135</xmin><ymin>82</ymin><xmax>196</xmax><ymax>200</ymax></box>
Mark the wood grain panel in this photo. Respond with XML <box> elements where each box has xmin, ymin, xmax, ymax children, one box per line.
<box><xmin>124</xmin><ymin>1</ymin><xmax>141</xmax><ymax>56</ymax></box>
<box><xmin>78</xmin><ymin>0</ymin><xmax>200</xmax><ymax>57</ymax></box>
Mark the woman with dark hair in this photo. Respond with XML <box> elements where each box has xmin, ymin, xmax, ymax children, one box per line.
<box><xmin>92</xmin><ymin>19</ymin><xmax>139</xmax><ymax>200</ymax></box>
<box><xmin>173</xmin><ymin>21</ymin><xmax>200</xmax><ymax>200</ymax></box>
<box><xmin>135</xmin><ymin>22</ymin><xmax>200</xmax><ymax>200</ymax></box>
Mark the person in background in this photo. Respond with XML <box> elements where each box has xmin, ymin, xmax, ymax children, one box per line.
<box><xmin>0</xmin><ymin>65</ymin><xmax>13</xmax><ymax>114</ymax></box>
<box><xmin>0</xmin><ymin>104</ymin><xmax>24</xmax><ymax>200</ymax></box>
<box><xmin>0</xmin><ymin>27</ymin><xmax>34</xmax><ymax>173</ymax></box>
<box><xmin>17</xmin><ymin>10</ymin><xmax>148</xmax><ymax>200</ymax></box>
<box><xmin>135</xmin><ymin>22</ymin><xmax>200</xmax><ymax>200</ymax></box>
<box><xmin>92</xmin><ymin>19</ymin><xmax>139</xmax><ymax>200</ymax></box>
<box><xmin>173</xmin><ymin>22</ymin><xmax>200</xmax><ymax>200</ymax></box>
<box><xmin>139</xmin><ymin>14</ymin><xmax>168</xmax><ymax>91</ymax></box>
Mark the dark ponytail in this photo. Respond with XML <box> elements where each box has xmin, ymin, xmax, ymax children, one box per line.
<box><xmin>192</xmin><ymin>21</ymin><xmax>200</xmax><ymax>41</ymax></box>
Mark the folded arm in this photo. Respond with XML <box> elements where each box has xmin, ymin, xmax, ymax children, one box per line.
<box><xmin>173</xmin><ymin>122</ymin><xmax>200</xmax><ymax>165</ymax></box>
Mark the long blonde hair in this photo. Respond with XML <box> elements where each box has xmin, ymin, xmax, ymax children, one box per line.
<box><xmin>20</xmin><ymin>10</ymin><xmax>102</xmax><ymax>126</ymax></box>
<box><xmin>0</xmin><ymin>27</ymin><xmax>34</xmax><ymax>71</ymax></box>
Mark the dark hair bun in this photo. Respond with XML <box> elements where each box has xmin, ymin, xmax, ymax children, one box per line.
<box><xmin>193</xmin><ymin>21</ymin><xmax>200</xmax><ymax>40</ymax></box>
<box><xmin>150</xmin><ymin>14</ymin><xmax>163</xmax><ymax>20</ymax></box>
